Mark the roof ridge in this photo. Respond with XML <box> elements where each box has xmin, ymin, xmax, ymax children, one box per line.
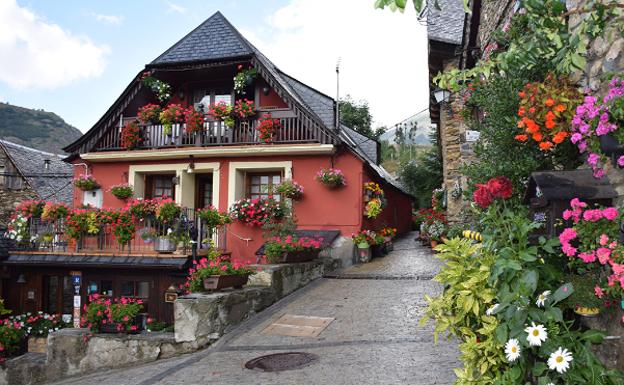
<box><xmin>0</xmin><ymin>139</ymin><xmax>62</xmax><ymax>157</ymax></box>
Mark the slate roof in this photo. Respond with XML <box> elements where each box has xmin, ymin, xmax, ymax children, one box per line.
<box><xmin>426</xmin><ymin>0</ymin><xmax>466</xmax><ymax>45</ymax></box>
<box><xmin>0</xmin><ymin>140</ymin><xmax>73</xmax><ymax>204</ymax></box>
<box><xmin>3</xmin><ymin>253</ymin><xmax>190</xmax><ymax>270</ymax></box>
<box><xmin>152</xmin><ymin>12</ymin><xmax>252</xmax><ymax>65</ymax></box>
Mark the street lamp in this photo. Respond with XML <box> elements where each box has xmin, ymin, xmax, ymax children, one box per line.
<box><xmin>433</xmin><ymin>88</ymin><xmax>451</xmax><ymax>104</ymax></box>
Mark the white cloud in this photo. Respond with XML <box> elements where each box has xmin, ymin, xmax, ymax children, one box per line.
<box><xmin>166</xmin><ymin>1</ymin><xmax>187</xmax><ymax>14</ymax></box>
<box><xmin>93</xmin><ymin>13</ymin><xmax>123</xmax><ymax>25</ymax></box>
<box><xmin>0</xmin><ymin>0</ymin><xmax>110</xmax><ymax>89</ymax></box>
<box><xmin>247</xmin><ymin>0</ymin><xmax>429</xmax><ymax>128</ymax></box>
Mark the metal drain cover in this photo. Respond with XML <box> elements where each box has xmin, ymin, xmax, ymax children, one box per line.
<box><xmin>244</xmin><ymin>352</ymin><xmax>318</xmax><ymax>372</ymax></box>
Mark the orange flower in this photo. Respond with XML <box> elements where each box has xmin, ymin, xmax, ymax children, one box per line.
<box><xmin>518</xmin><ymin>91</ymin><xmax>526</xmax><ymax>98</ymax></box>
<box><xmin>518</xmin><ymin>107</ymin><xmax>526</xmax><ymax>117</ymax></box>
<box><xmin>545</xmin><ymin>120</ymin><xmax>556</xmax><ymax>129</ymax></box>
<box><xmin>515</xmin><ymin>134</ymin><xmax>528</xmax><ymax>142</ymax></box>
<box><xmin>532</xmin><ymin>132</ymin><xmax>543</xmax><ymax>142</ymax></box>
<box><xmin>539</xmin><ymin>141</ymin><xmax>554</xmax><ymax>151</ymax></box>
<box><xmin>553</xmin><ymin>131</ymin><xmax>568</xmax><ymax>144</ymax></box>
<box><xmin>554</xmin><ymin>104</ymin><xmax>566</xmax><ymax>113</ymax></box>
<box><xmin>545</xmin><ymin>111</ymin><xmax>556</xmax><ymax>121</ymax></box>
<box><xmin>545</xmin><ymin>98</ymin><xmax>555</xmax><ymax>107</ymax></box>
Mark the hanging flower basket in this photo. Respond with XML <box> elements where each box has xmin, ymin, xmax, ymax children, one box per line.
<box><xmin>74</xmin><ymin>175</ymin><xmax>100</xmax><ymax>191</ymax></box>
<box><xmin>316</xmin><ymin>168</ymin><xmax>346</xmax><ymax>188</ymax></box>
<box><xmin>109</xmin><ymin>184</ymin><xmax>134</xmax><ymax>200</ymax></box>
<box><xmin>275</xmin><ymin>179</ymin><xmax>304</xmax><ymax>200</ymax></box>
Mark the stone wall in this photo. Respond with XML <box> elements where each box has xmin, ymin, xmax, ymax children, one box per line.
<box><xmin>0</xmin><ymin>188</ymin><xmax>37</xmax><ymax>228</ymax></box>
<box><xmin>476</xmin><ymin>0</ymin><xmax>515</xmax><ymax>49</ymax></box>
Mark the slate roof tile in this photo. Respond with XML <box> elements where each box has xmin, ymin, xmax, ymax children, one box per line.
<box><xmin>426</xmin><ymin>0</ymin><xmax>466</xmax><ymax>45</ymax></box>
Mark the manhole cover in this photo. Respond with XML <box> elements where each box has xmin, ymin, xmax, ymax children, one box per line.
<box><xmin>244</xmin><ymin>352</ymin><xmax>318</xmax><ymax>372</ymax></box>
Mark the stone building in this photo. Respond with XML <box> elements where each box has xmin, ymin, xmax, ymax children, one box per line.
<box><xmin>0</xmin><ymin>140</ymin><xmax>73</xmax><ymax>227</ymax></box>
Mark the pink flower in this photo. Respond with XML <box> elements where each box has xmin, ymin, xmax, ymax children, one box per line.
<box><xmin>595</xmin><ymin>286</ymin><xmax>604</xmax><ymax>298</ymax></box>
<box><xmin>559</xmin><ymin>228</ymin><xmax>577</xmax><ymax>243</ymax></box>
<box><xmin>602</xmin><ymin>207</ymin><xmax>619</xmax><ymax>221</ymax></box>
<box><xmin>578</xmin><ymin>252</ymin><xmax>596</xmax><ymax>263</ymax></box>
<box><xmin>570</xmin><ymin>198</ymin><xmax>587</xmax><ymax>210</ymax></box>
<box><xmin>612</xmin><ymin>263</ymin><xmax>624</xmax><ymax>275</ymax></box>
<box><xmin>599</xmin><ymin>234</ymin><xmax>609</xmax><ymax>246</ymax></box>
<box><xmin>562</xmin><ymin>244</ymin><xmax>577</xmax><ymax>257</ymax></box>
<box><xmin>597</xmin><ymin>247</ymin><xmax>612</xmax><ymax>265</ymax></box>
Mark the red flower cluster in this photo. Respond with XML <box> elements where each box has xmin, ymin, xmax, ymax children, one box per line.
<box><xmin>257</xmin><ymin>114</ymin><xmax>281</xmax><ymax>143</ymax></box>
<box><xmin>81</xmin><ymin>294</ymin><xmax>144</xmax><ymax>333</ymax></box>
<box><xmin>121</xmin><ymin>121</ymin><xmax>142</xmax><ymax>149</ymax></box>
<box><xmin>472</xmin><ymin>176</ymin><xmax>513</xmax><ymax>209</ymax></box>
<box><xmin>233</xmin><ymin>98</ymin><xmax>255</xmax><ymax>119</ymax></box>
<box><xmin>415</xmin><ymin>208</ymin><xmax>447</xmax><ymax>226</ymax></box>
<box><xmin>184</xmin><ymin>108</ymin><xmax>205</xmax><ymax>134</ymax></box>
<box><xmin>14</xmin><ymin>200</ymin><xmax>44</xmax><ymax>218</ymax></box>
<box><xmin>229</xmin><ymin>197</ymin><xmax>284</xmax><ymax>226</ymax></box>
<box><xmin>137</xmin><ymin>104</ymin><xmax>162</xmax><ymax>124</ymax></box>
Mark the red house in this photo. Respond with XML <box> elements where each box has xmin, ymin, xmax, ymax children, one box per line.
<box><xmin>3</xmin><ymin>12</ymin><xmax>413</xmax><ymax>324</ymax></box>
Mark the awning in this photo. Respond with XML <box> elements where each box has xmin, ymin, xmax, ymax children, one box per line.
<box><xmin>3</xmin><ymin>253</ymin><xmax>190</xmax><ymax>270</ymax></box>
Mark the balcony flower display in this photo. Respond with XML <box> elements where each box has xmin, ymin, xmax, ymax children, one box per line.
<box><xmin>15</xmin><ymin>200</ymin><xmax>44</xmax><ymax>219</ymax></box>
<box><xmin>186</xmin><ymin>254</ymin><xmax>254</xmax><ymax>292</ymax></box>
<box><xmin>514</xmin><ymin>75</ymin><xmax>582</xmax><ymax>152</ymax></box>
<box><xmin>125</xmin><ymin>198</ymin><xmax>159</xmax><ymax>220</ymax></box>
<box><xmin>41</xmin><ymin>202</ymin><xmax>69</xmax><ymax>221</ymax></box>
<box><xmin>275</xmin><ymin>179</ymin><xmax>304</xmax><ymax>200</ymax></box>
<box><xmin>121</xmin><ymin>121</ymin><xmax>142</xmax><ymax>150</ymax></box>
<box><xmin>256</xmin><ymin>114</ymin><xmax>281</xmax><ymax>143</ymax></box>
<box><xmin>65</xmin><ymin>209</ymin><xmax>100</xmax><ymax>240</ymax></box>
<box><xmin>81</xmin><ymin>294</ymin><xmax>144</xmax><ymax>333</ymax></box>
<box><xmin>233</xmin><ymin>65</ymin><xmax>257</xmax><ymax>94</ymax></box>
<box><xmin>197</xmin><ymin>205</ymin><xmax>232</xmax><ymax>228</ymax></box>
<box><xmin>316</xmin><ymin>168</ymin><xmax>346</xmax><ymax>188</ymax></box>
<box><xmin>229</xmin><ymin>197</ymin><xmax>284</xmax><ymax>226</ymax></box>
<box><xmin>233</xmin><ymin>98</ymin><xmax>255</xmax><ymax>119</ymax></box>
<box><xmin>137</xmin><ymin>103</ymin><xmax>162</xmax><ymax>124</ymax></box>
<box><xmin>184</xmin><ymin>108</ymin><xmax>205</xmax><ymax>134</ymax></box>
<box><xmin>208</xmin><ymin>101</ymin><xmax>235</xmax><ymax>128</ymax></box>
<box><xmin>113</xmin><ymin>211</ymin><xmax>136</xmax><ymax>247</ymax></box>
<box><xmin>74</xmin><ymin>174</ymin><xmax>100</xmax><ymax>191</ymax></box>
<box><xmin>264</xmin><ymin>235</ymin><xmax>324</xmax><ymax>263</ymax></box>
<box><xmin>570</xmin><ymin>77</ymin><xmax>624</xmax><ymax>178</ymax></box>
<box><xmin>159</xmin><ymin>104</ymin><xmax>186</xmax><ymax>135</ymax></box>
<box><xmin>109</xmin><ymin>184</ymin><xmax>134</xmax><ymax>200</ymax></box>
<box><xmin>140</xmin><ymin>71</ymin><xmax>171</xmax><ymax>103</ymax></box>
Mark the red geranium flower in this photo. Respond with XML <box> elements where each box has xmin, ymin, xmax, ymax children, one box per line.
<box><xmin>473</xmin><ymin>184</ymin><xmax>493</xmax><ymax>209</ymax></box>
<box><xmin>486</xmin><ymin>176</ymin><xmax>513</xmax><ymax>199</ymax></box>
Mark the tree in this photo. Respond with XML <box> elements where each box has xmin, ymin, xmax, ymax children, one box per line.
<box><xmin>374</xmin><ymin>0</ymin><xmax>470</xmax><ymax>13</ymax></box>
<box><xmin>397</xmin><ymin>131</ymin><xmax>442</xmax><ymax>208</ymax></box>
<box><xmin>340</xmin><ymin>95</ymin><xmax>373</xmax><ymax>137</ymax></box>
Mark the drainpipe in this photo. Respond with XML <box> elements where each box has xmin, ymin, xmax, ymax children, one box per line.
<box><xmin>335</xmin><ymin>58</ymin><xmax>341</xmax><ymax>139</ymax></box>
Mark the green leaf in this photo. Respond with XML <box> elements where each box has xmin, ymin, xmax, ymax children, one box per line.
<box><xmin>545</xmin><ymin>307</ymin><xmax>563</xmax><ymax>322</ymax></box>
<box><xmin>532</xmin><ymin>362</ymin><xmax>547</xmax><ymax>377</ymax></box>
<box><xmin>551</xmin><ymin>283</ymin><xmax>574</xmax><ymax>305</ymax></box>
<box><xmin>581</xmin><ymin>329</ymin><xmax>605</xmax><ymax>344</ymax></box>
<box><xmin>495</xmin><ymin>325</ymin><xmax>508</xmax><ymax>344</ymax></box>
<box><xmin>521</xmin><ymin>270</ymin><xmax>538</xmax><ymax>294</ymax></box>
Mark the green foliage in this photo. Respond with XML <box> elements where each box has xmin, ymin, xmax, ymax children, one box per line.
<box><xmin>0</xmin><ymin>324</ymin><xmax>25</xmax><ymax>359</ymax></box>
<box><xmin>340</xmin><ymin>95</ymin><xmax>383</xmax><ymax>138</ymax></box>
<box><xmin>374</xmin><ymin>0</ymin><xmax>471</xmax><ymax>13</ymax></box>
<box><xmin>397</xmin><ymin>133</ymin><xmax>442</xmax><ymax>208</ymax></box>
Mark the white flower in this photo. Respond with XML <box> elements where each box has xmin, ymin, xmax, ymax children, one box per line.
<box><xmin>486</xmin><ymin>304</ymin><xmax>500</xmax><ymax>316</ymax></box>
<box><xmin>505</xmin><ymin>338</ymin><xmax>521</xmax><ymax>362</ymax></box>
<box><xmin>536</xmin><ymin>290</ymin><xmax>551</xmax><ymax>307</ymax></box>
<box><xmin>525</xmin><ymin>322</ymin><xmax>548</xmax><ymax>346</ymax></box>
<box><xmin>548</xmin><ymin>347</ymin><xmax>573</xmax><ymax>373</ymax></box>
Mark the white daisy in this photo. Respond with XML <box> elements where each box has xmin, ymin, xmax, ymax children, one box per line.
<box><xmin>536</xmin><ymin>290</ymin><xmax>551</xmax><ymax>307</ymax></box>
<box><xmin>548</xmin><ymin>347</ymin><xmax>573</xmax><ymax>373</ymax></box>
<box><xmin>486</xmin><ymin>304</ymin><xmax>500</xmax><ymax>316</ymax></box>
<box><xmin>505</xmin><ymin>338</ymin><xmax>521</xmax><ymax>362</ymax></box>
<box><xmin>525</xmin><ymin>322</ymin><xmax>548</xmax><ymax>346</ymax></box>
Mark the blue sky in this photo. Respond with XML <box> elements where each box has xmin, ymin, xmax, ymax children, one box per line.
<box><xmin>0</xmin><ymin>0</ymin><xmax>429</xmax><ymax>133</ymax></box>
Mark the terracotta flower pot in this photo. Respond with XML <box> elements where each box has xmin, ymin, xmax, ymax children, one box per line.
<box><xmin>203</xmin><ymin>274</ymin><xmax>249</xmax><ymax>290</ymax></box>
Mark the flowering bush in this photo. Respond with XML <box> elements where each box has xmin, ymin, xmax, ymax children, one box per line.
<box><xmin>0</xmin><ymin>321</ymin><xmax>25</xmax><ymax>362</ymax></box>
<box><xmin>74</xmin><ymin>174</ymin><xmax>100</xmax><ymax>191</ymax></box>
<box><xmin>186</xmin><ymin>256</ymin><xmax>254</xmax><ymax>292</ymax></box>
<box><xmin>514</xmin><ymin>75</ymin><xmax>582</xmax><ymax>151</ymax></box>
<box><xmin>197</xmin><ymin>206</ymin><xmax>231</xmax><ymax>228</ymax></box>
<box><xmin>229</xmin><ymin>197</ymin><xmax>284</xmax><ymax>226</ymax></box>
<box><xmin>159</xmin><ymin>104</ymin><xmax>186</xmax><ymax>135</ymax></box>
<box><xmin>352</xmin><ymin>230</ymin><xmax>378</xmax><ymax>247</ymax></box>
<box><xmin>275</xmin><ymin>179</ymin><xmax>304</xmax><ymax>200</ymax></box>
<box><xmin>15</xmin><ymin>200</ymin><xmax>44</xmax><ymax>219</ymax></box>
<box><xmin>256</xmin><ymin>115</ymin><xmax>280</xmax><ymax>143</ymax></box>
<box><xmin>472</xmin><ymin>176</ymin><xmax>513</xmax><ymax>209</ymax></box>
<box><xmin>8</xmin><ymin>312</ymin><xmax>67</xmax><ymax>337</ymax></box>
<box><xmin>233</xmin><ymin>98</ymin><xmax>255</xmax><ymax>119</ymax></box>
<box><xmin>81</xmin><ymin>294</ymin><xmax>144</xmax><ymax>333</ymax></box>
<box><xmin>571</xmin><ymin>77</ymin><xmax>624</xmax><ymax>177</ymax></box>
<box><xmin>140</xmin><ymin>72</ymin><xmax>171</xmax><ymax>103</ymax></box>
<box><xmin>109</xmin><ymin>183</ymin><xmax>134</xmax><ymax>200</ymax></box>
<box><xmin>264</xmin><ymin>235</ymin><xmax>324</xmax><ymax>263</ymax></box>
<box><xmin>137</xmin><ymin>103</ymin><xmax>162</xmax><ymax>124</ymax></box>
<box><xmin>316</xmin><ymin>168</ymin><xmax>346</xmax><ymax>188</ymax></box>
<box><xmin>155</xmin><ymin>199</ymin><xmax>181</xmax><ymax>225</ymax></box>
<box><xmin>233</xmin><ymin>65</ymin><xmax>257</xmax><ymax>94</ymax></box>
<box><xmin>184</xmin><ymin>108</ymin><xmax>204</xmax><ymax>134</ymax></box>
<box><xmin>65</xmin><ymin>209</ymin><xmax>100</xmax><ymax>240</ymax></box>
<box><xmin>41</xmin><ymin>202</ymin><xmax>69</xmax><ymax>221</ymax></box>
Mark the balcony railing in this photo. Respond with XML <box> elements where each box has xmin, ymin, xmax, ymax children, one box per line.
<box><xmin>96</xmin><ymin>109</ymin><xmax>331</xmax><ymax>151</ymax></box>
<box><xmin>8</xmin><ymin>208</ymin><xmax>226</xmax><ymax>256</ymax></box>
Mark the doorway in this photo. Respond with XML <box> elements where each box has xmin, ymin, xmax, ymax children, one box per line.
<box><xmin>42</xmin><ymin>275</ymin><xmax>74</xmax><ymax>315</ymax></box>
<box><xmin>195</xmin><ymin>174</ymin><xmax>214</xmax><ymax>209</ymax></box>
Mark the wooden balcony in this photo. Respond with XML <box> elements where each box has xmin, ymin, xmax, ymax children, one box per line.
<box><xmin>95</xmin><ymin>109</ymin><xmax>333</xmax><ymax>151</ymax></box>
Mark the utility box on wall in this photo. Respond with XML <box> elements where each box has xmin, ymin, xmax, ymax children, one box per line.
<box><xmin>524</xmin><ymin>170</ymin><xmax>617</xmax><ymax>238</ymax></box>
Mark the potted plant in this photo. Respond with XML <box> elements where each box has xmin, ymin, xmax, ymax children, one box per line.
<box><xmin>154</xmin><ymin>199</ymin><xmax>181</xmax><ymax>253</ymax></box>
<box><xmin>197</xmin><ymin>206</ymin><xmax>232</xmax><ymax>229</ymax></box>
<box><xmin>379</xmin><ymin>227</ymin><xmax>397</xmax><ymax>252</ymax></box>
<box><xmin>140</xmin><ymin>72</ymin><xmax>172</xmax><ymax>103</ymax></box>
<box><xmin>74</xmin><ymin>174</ymin><xmax>100</xmax><ymax>191</ymax></box>
<box><xmin>159</xmin><ymin>103</ymin><xmax>186</xmax><ymax>136</ymax></box>
<box><xmin>41</xmin><ymin>202</ymin><xmax>69</xmax><ymax>222</ymax></box>
<box><xmin>137</xmin><ymin>103</ymin><xmax>162</xmax><ymax>125</ymax></box>
<box><xmin>233</xmin><ymin>65</ymin><xmax>257</xmax><ymax>94</ymax></box>
<box><xmin>316</xmin><ymin>168</ymin><xmax>346</xmax><ymax>188</ymax></box>
<box><xmin>256</xmin><ymin>114</ymin><xmax>281</xmax><ymax>143</ymax></box>
<box><xmin>208</xmin><ymin>101</ymin><xmax>234</xmax><ymax>128</ymax></box>
<box><xmin>275</xmin><ymin>179</ymin><xmax>304</xmax><ymax>200</ymax></box>
<box><xmin>427</xmin><ymin>219</ymin><xmax>445</xmax><ymax>249</ymax></box>
<box><xmin>352</xmin><ymin>230</ymin><xmax>377</xmax><ymax>263</ymax></box>
<box><xmin>184</xmin><ymin>107</ymin><xmax>205</xmax><ymax>144</ymax></box>
<box><xmin>233</xmin><ymin>98</ymin><xmax>256</xmax><ymax>120</ymax></box>
<box><xmin>185</xmin><ymin>254</ymin><xmax>254</xmax><ymax>291</ymax></box>
<box><xmin>110</xmin><ymin>184</ymin><xmax>134</xmax><ymax>200</ymax></box>
<box><xmin>364</xmin><ymin>198</ymin><xmax>383</xmax><ymax>219</ymax></box>
<box><xmin>229</xmin><ymin>197</ymin><xmax>284</xmax><ymax>227</ymax></box>
<box><xmin>264</xmin><ymin>235</ymin><xmax>324</xmax><ymax>263</ymax></box>
<box><xmin>82</xmin><ymin>294</ymin><xmax>144</xmax><ymax>334</ymax></box>
<box><xmin>363</xmin><ymin>182</ymin><xmax>384</xmax><ymax>201</ymax></box>
<box><xmin>564</xmin><ymin>274</ymin><xmax>603</xmax><ymax>318</ymax></box>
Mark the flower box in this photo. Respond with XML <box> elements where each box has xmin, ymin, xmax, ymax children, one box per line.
<box><xmin>154</xmin><ymin>236</ymin><xmax>176</xmax><ymax>253</ymax></box>
<box><xmin>277</xmin><ymin>250</ymin><xmax>320</xmax><ymax>263</ymax></box>
<box><xmin>27</xmin><ymin>336</ymin><xmax>47</xmax><ymax>353</ymax></box>
<box><xmin>202</xmin><ymin>274</ymin><xmax>249</xmax><ymax>290</ymax></box>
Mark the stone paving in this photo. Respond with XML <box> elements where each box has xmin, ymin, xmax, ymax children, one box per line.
<box><xmin>49</xmin><ymin>233</ymin><xmax>459</xmax><ymax>385</ymax></box>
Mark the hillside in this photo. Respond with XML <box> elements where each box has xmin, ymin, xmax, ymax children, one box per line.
<box><xmin>0</xmin><ymin>103</ymin><xmax>82</xmax><ymax>154</ymax></box>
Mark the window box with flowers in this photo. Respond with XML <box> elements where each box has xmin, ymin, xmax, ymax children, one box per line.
<box><xmin>81</xmin><ymin>294</ymin><xmax>145</xmax><ymax>334</ymax></box>
<box><xmin>159</xmin><ymin>104</ymin><xmax>186</xmax><ymax>136</ymax></box>
<box><xmin>233</xmin><ymin>98</ymin><xmax>256</xmax><ymax>120</ymax></box>
<box><xmin>229</xmin><ymin>197</ymin><xmax>284</xmax><ymax>227</ymax></box>
<box><xmin>208</xmin><ymin>101</ymin><xmax>235</xmax><ymax>128</ymax></box>
<box><xmin>185</xmin><ymin>252</ymin><xmax>254</xmax><ymax>292</ymax></box>
<box><xmin>137</xmin><ymin>103</ymin><xmax>162</xmax><ymax>125</ymax></box>
<box><xmin>275</xmin><ymin>179</ymin><xmax>304</xmax><ymax>200</ymax></box>
<box><xmin>74</xmin><ymin>174</ymin><xmax>100</xmax><ymax>191</ymax></box>
<box><xmin>256</xmin><ymin>114</ymin><xmax>281</xmax><ymax>143</ymax></box>
<box><xmin>316</xmin><ymin>168</ymin><xmax>346</xmax><ymax>188</ymax></box>
<box><xmin>184</xmin><ymin>108</ymin><xmax>205</xmax><ymax>145</ymax></box>
<box><xmin>264</xmin><ymin>235</ymin><xmax>324</xmax><ymax>263</ymax></box>
<box><xmin>109</xmin><ymin>183</ymin><xmax>134</xmax><ymax>200</ymax></box>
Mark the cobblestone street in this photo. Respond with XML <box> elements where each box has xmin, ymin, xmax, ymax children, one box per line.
<box><xmin>50</xmin><ymin>234</ymin><xmax>458</xmax><ymax>385</ymax></box>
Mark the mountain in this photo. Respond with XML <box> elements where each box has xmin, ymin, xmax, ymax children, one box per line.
<box><xmin>380</xmin><ymin>110</ymin><xmax>434</xmax><ymax>145</ymax></box>
<box><xmin>0</xmin><ymin>103</ymin><xmax>82</xmax><ymax>154</ymax></box>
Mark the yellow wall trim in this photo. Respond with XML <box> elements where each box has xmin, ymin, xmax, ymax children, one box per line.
<box><xmin>227</xmin><ymin>161</ymin><xmax>293</xmax><ymax>209</ymax></box>
<box><xmin>82</xmin><ymin>144</ymin><xmax>335</xmax><ymax>162</ymax></box>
